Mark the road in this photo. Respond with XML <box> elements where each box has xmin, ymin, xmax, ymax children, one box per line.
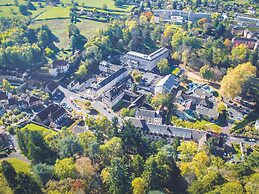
<box><xmin>59</xmin><ymin>86</ymin><xmax>122</xmax><ymax>123</ymax></box>
<box><xmin>227</xmin><ymin>136</ymin><xmax>258</xmax><ymax>146</ymax></box>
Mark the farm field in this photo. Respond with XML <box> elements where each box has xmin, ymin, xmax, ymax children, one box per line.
<box><xmin>30</xmin><ymin>19</ymin><xmax>109</xmax><ymax>48</ymax></box>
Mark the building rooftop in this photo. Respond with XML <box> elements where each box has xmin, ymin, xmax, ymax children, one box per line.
<box><xmin>136</xmin><ymin>109</ymin><xmax>162</xmax><ymax>119</ymax></box>
<box><xmin>156</xmin><ymin>74</ymin><xmax>179</xmax><ymax>92</ymax></box>
<box><xmin>51</xmin><ymin>60</ymin><xmax>68</xmax><ymax>68</ymax></box>
<box><xmin>45</xmin><ymin>80</ymin><xmax>59</xmax><ymax>93</ymax></box>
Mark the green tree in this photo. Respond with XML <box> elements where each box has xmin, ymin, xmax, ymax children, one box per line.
<box><xmin>58</xmin><ymin>134</ymin><xmax>83</xmax><ymax>158</ymax></box>
<box><xmin>157</xmin><ymin>58</ymin><xmax>170</xmax><ymax>74</ymax></box>
<box><xmin>1</xmin><ymin>160</ymin><xmax>17</xmax><ymax>188</ymax></box>
<box><xmin>132</xmin><ymin>177</ymin><xmax>145</xmax><ymax>194</ymax></box>
<box><xmin>231</xmin><ymin>44</ymin><xmax>250</xmax><ymax>64</ymax></box>
<box><xmin>200</xmin><ymin>65</ymin><xmax>214</xmax><ymax>81</ymax></box>
<box><xmin>245</xmin><ymin>173</ymin><xmax>259</xmax><ymax>194</ymax></box>
<box><xmin>32</xmin><ymin>163</ymin><xmax>54</xmax><ymax>185</ymax></box>
<box><xmin>177</xmin><ymin>141</ymin><xmax>198</xmax><ymax>162</ymax></box>
<box><xmin>14</xmin><ymin>172</ymin><xmax>42</xmax><ymax>194</ymax></box>
<box><xmin>2</xmin><ymin>79</ymin><xmax>11</xmax><ymax>92</ymax></box>
<box><xmin>132</xmin><ymin>154</ymin><xmax>144</xmax><ymax>177</ymax></box>
<box><xmin>54</xmin><ymin>158</ymin><xmax>77</xmax><ymax>179</ymax></box>
<box><xmin>220</xmin><ymin>182</ymin><xmax>244</xmax><ymax>194</ymax></box>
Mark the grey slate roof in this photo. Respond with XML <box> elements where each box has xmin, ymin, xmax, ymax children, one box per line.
<box><xmin>136</xmin><ymin>109</ymin><xmax>162</xmax><ymax>119</ymax></box>
<box><xmin>98</xmin><ymin>67</ymin><xmax>127</xmax><ymax>87</ymax></box>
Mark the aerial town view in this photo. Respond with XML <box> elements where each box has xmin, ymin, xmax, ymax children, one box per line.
<box><xmin>0</xmin><ymin>0</ymin><xmax>258</xmax><ymax>193</ymax></box>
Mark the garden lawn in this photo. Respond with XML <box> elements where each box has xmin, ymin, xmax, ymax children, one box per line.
<box><xmin>21</xmin><ymin>123</ymin><xmax>56</xmax><ymax>135</ymax></box>
<box><xmin>30</xmin><ymin>19</ymin><xmax>109</xmax><ymax>48</ymax></box>
<box><xmin>0</xmin><ymin>6</ymin><xmax>21</xmax><ymax>17</ymax></box>
<box><xmin>3</xmin><ymin>158</ymin><xmax>31</xmax><ymax>174</ymax></box>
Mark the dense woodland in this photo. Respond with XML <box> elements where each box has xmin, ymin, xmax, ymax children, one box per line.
<box><xmin>1</xmin><ymin>117</ymin><xmax>258</xmax><ymax>194</ymax></box>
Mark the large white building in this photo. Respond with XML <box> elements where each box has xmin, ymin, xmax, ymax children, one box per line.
<box><xmin>121</xmin><ymin>47</ymin><xmax>170</xmax><ymax>71</ymax></box>
<box><xmin>49</xmin><ymin>60</ymin><xmax>70</xmax><ymax>77</ymax></box>
<box><xmin>155</xmin><ymin>74</ymin><xmax>179</xmax><ymax>95</ymax></box>
<box><xmin>153</xmin><ymin>9</ymin><xmax>211</xmax><ymax>24</ymax></box>
<box><xmin>103</xmin><ymin>84</ymin><xmax>125</xmax><ymax>108</ymax></box>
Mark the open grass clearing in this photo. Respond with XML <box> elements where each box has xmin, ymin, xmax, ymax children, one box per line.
<box><xmin>34</xmin><ymin>6</ymin><xmax>70</xmax><ymax>20</ymax></box>
<box><xmin>21</xmin><ymin>123</ymin><xmax>57</xmax><ymax>135</ymax></box>
<box><xmin>30</xmin><ymin>19</ymin><xmax>109</xmax><ymax>48</ymax></box>
<box><xmin>61</xmin><ymin>0</ymin><xmax>134</xmax><ymax>12</ymax></box>
<box><xmin>1</xmin><ymin>158</ymin><xmax>31</xmax><ymax>174</ymax></box>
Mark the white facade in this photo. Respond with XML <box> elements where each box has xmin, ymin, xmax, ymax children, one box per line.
<box><xmin>155</xmin><ymin>74</ymin><xmax>179</xmax><ymax>95</ymax></box>
<box><xmin>122</xmin><ymin>48</ymin><xmax>169</xmax><ymax>71</ymax></box>
<box><xmin>103</xmin><ymin>91</ymin><xmax>125</xmax><ymax>108</ymax></box>
<box><xmin>99</xmin><ymin>61</ymin><xmax>120</xmax><ymax>74</ymax></box>
<box><xmin>255</xmin><ymin>120</ymin><xmax>259</xmax><ymax>130</ymax></box>
<box><xmin>49</xmin><ymin>63</ymin><xmax>69</xmax><ymax>77</ymax></box>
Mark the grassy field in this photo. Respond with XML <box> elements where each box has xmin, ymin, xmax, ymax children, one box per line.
<box><xmin>21</xmin><ymin>123</ymin><xmax>56</xmax><ymax>135</ymax></box>
<box><xmin>61</xmin><ymin>0</ymin><xmax>134</xmax><ymax>11</ymax></box>
<box><xmin>30</xmin><ymin>19</ymin><xmax>109</xmax><ymax>48</ymax></box>
<box><xmin>0</xmin><ymin>5</ymin><xmax>21</xmax><ymax>17</ymax></box>
<box><xmin>35</xmin><ymin>6</ymin><xmax>70</xmax><ymax>20</ymax></box>
<box><xmin>4</xmin><ymin>158</ymin><xmax>31</xmax><ymax>174</ymax></box>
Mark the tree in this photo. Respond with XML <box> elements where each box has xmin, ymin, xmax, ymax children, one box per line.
<box><xmin>242</xmin><ymin>76</ymin><xmax>259</xmax><ymax>106</ymax></box>
<box><xmin>58</xmin><ymin>134</ymin><xmax>83</xmax><ymax>158</ymax></box>
<box><xmin>79</xmin><ymin>131</ymin><xmax>97</xmax><ymax>154</ymax></box>
<box><xmin>177</xmin><ymin>141</ymin><xmax>198</xmax><ymax>162</ymax></box>
<box><xmin>75</xmin><ymin>157</ymin><xmax>96</xmax><ymax>180</ymax></box>
<box><xmin>132</xmin><ymin>177</ymin><xmax>145</xmax><ymax>194</ymax></box>
<box><xmin>151</xmin><ymin>94</ymin><xmax>171</xmax><ymax>109</ymax></box>
<box><xmin>19</xmin><ymin>5</ymin><xmax>28</xmax><ymax>15</ymax></box>
<box><xmin>32</xmin><ymin>163</ymin><xmax>54</xmax><ymax>185</ymax></box>
<box><xmin>157</xmin><ymin>58</ymin><xmax>170</xmax><ymax>74</ymax></box>
<box><xmin>120</xmin><ymin>107</ymin><xmax>135</xmax><ymax>117</ymax></box>
<box><xmin>220</xmin><ymin>62</ymin><xmax>256</xmax><ymax>99</ymax></box>
<box><xmin>132</xmin><ymin>70</ymin><xmax>142</xmax><ymax>82</ymax></box>
<box><xmin>45</xmin><ymin>47</ymin><xmax>54</xmax><ymax>58</ymax></box>
<box><xmin>54</xmin><ymin>158</ymin><xmax>77</xmax><ymax>179</ymax></box>
<box><xmin>103</xmin><ymin>158</ymin><xmax>130</xmax><ymax>194</ymax></box>
<box><xmin>2</xmin><ymin>79</ymin><xmax>11</xmax><ymax>92</ymax></box>
<box><xmin>132</xmin><ymin>154</ymin><xmax>144</xmax><ymax>177</ymax></box>
<box><xmin>200</xmin><ymin>65</ymin><xmax>214</xmax><ymax>81</ymax></box>
<box><xmin>1</xmin><ymin>160</ymin><xmax>17</xmax><ymax>188</ymax></box>
<box><xmin>245</xmin><ymin>173</ymin><xmax>259</xmax><ymax>194</ymax></box>
<box><xmin>142</xmin><ymin>156</ymin><xmax>160</xmax><ymax>192</ymax></box>
<box><xmin>220</xmin><ymin>182</ymin><xmax>244</xmax><ymax>194</ymax></box>
<box><xmin>14</xmin><ymin>172</ymin><xmax>42</xmax><ymax>194</ymax></box>
<box><xmin>231</xmin><ymin>44</ymin><xmax>250</xmax><ymax>64</ymax></box>
<box><xmin>217</xmin><ymin>102</ymin><xmax>226</xmax><ymax>114</ymax></box>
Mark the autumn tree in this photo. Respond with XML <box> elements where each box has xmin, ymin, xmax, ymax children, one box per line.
<box><xmin>157</xmin><ymin>58</ymin><xmax>170</xmax><ymax>74</ymax></box>
<box><xmin>231</xmin><ymin>44</ymin><xmax>250</xmax><ymax>65</ymax></box>
<box><xmin>132</xmin><ymin>177</ymin><xmax>145</xmax><ymax>194</ymax></box>
<box><xmin>54</xmin><ymin>158</ymin><xmax>77</xmax><ymax>179</ymax></box>
<box><xmin>220</xmin><ymin>62</ymin><xmax>256</xmax><ymax>99</ymax></box>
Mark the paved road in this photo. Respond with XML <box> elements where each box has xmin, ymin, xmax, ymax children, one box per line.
<box><xmin>227</xmin><ymin>136</ymin><xmax>258</xmax><ymax>146</ymax></box>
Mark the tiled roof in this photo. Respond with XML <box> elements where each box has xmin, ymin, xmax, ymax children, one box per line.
<box><xmin>98</xmin><ymin>67</ymin><xmax>127</xmax><ymax>87</ymax></box>
<box><xmin>136</xmin><ymin>109</ymin><xmax>162</xmax><ymax>119</ymax></box>
<box><xmin>35</xmin><ymin>104</ymin><xmax>66</xmax><ymax>122</ymax></box>
<box><xmin>46</xmin><ymin>80</ymin><xmax>59</xmax><ymax>93</ymax></box>
<box><xmin>51</xmin><ymin>60</ymin><xmax>68</xmax><ymax>68</ymax></box>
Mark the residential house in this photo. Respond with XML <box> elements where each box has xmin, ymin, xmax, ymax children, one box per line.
<box><xmin>27</xmin><ymin>96</ymin><xmax>42</xmax><ymax>107</ymax></box>
<box><xmin>232</xmin><ymin>37</ymin><xmax>258</xmax><ymax>50</ymax></box>
<box><xmin>45</xmin><ymin>80</ymin><xmax>59</xmax><ymax>95</ymax></box>
<box><xmin>16</xmin><ymin>100</ymin><xmax>29</xmax><ymax>110</ymax></box>
<box><xmin>121</xmin><ymin>47</ymin><xmax>170</xmax><ymax>71</ymax></box>
<box><xmin>155</xmin><ymin>74</ymin><xmax>179</xmax><ymax>95</ymax></box>
<box><xmin>236</xmin><ymin>15</ymin><xmax>259</xmax><ymax>26</ymax></box>
<box><xmin>153</xmin><ymin>9</ymin><xmax>211</xmax><ymax>23</ymax></box>
<box><xmin>103</xmin><ymin>84</ymin><xmax>125</xmax><ymax>108</ymax></box>
<box><xmin>34</xmin><ymin>104</ymin><xmax>67</xmax><ymax>127</ymax></box>
<box><xmin>243</xmin><ymin>29</ymin><xmax>259</xmax><ymax>40</ymax></box>
<box><xmin>248</xmin><ymin>7</ymin><xmax>256</xmax><ymax>15</ymax></box>
<box><xmin>255</xmin><ymin>120</ymin><xmax>259</xmax><ymax>130</ymax></box>
<box><xmin>135</xmin><ymin>109</ymin><xmax>163</xmax><ymax>125</ymax></box>
<box><xmin>175</xmin><ymin>88</ymin><xmax>219</xmax><ymax>121</ymax></box>
<box><xmin>95</xmin><ymin>67</ymin><xmax>128</xmax><ymax>97</ymax></box>
<box><xmin>49</xmin><ymin>60</ymin><xmax>70</xmax><ymax>77</ymax></box>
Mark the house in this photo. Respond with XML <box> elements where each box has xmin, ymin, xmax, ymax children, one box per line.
<box><xmin>128</xmin><ymin>118</ymin><xmax>207</xmax><ymax>144</ymax></box>
<box><xmin>95</xmin><ymin>67</ymin><xmax>128</xmax><ymax>97</ymax></box>
<box><xmin>16</xmin><ymin>100</ymin><xmax>29</xmax><ymax>110</ymax></box>
<box><xmin>0</xmin><ymin>90</ymin><xmax>9</xmax><ymax>103</ymax></box>
<box><xmin>121</xmin><ymin>47</ymin><xmax>170</xmax><ymax>71</ymax></box>
<box><xmin>243</xmin><ymin>29</ymin><xmax>259</xmax><ymax>40</ymax></box>
<box><xmin>135</xmin><ymin>109</ymin><xmax>163</xmax><ymax>125</ymax></box>
<box><xmin>103</xmin><ymin>84</ymin><xmax>125</xmax><ymax>108</ymax></box>
<box><xmin>34</xmin><ymin>104</ymin><xmax>67</xmax><ymax>127</ymax></box>
<box><xmin>49</xmin><ymin>60</ymin><xmax>70</xmax><ymax>77</ymax></box>
<box><xmin>236</xmin><ymin>16</ymin><xmax>259</xmax><ymax>26</ymax></box>
<box><xmin>255</xmin><ymin>120</ymin><xmax>259</xmax><ymax>130</ymax></box>
<box><xmin>27</xmin><ymin>96</ymin><xmax>42</xmax><ymax>107</ymax></box>
<box><xmin>153</xmin><ymin>9</ymin><xmax>211</xmax><ymax>23</ymax></box>
<box><xmin>7</xmin><ymin>98</ymin><xmax>18</xmax><ymax>110</ymax></box>
<box><xmin>45</xmin><ymin>80</ymin><xmax>59</xmax><ymax>95</ymax></box>
<box><xmin>99</xmin><ymin>61</ymin><xmax>120</xmax><ymax>74</ymax></box>
<box><xmin>175</xmin><ymin>88</ymin><xmax>219</xmax><ymax>121</ymax></box>
<box><xmin>248</xmin><ymin>7</ymin><xmax>256</xmax><ymax>15</ymax></box>
<box><xmin>232</xmin><ymin>37</ymin><xmax>258</xmax><ymax>50</ymax></box>
<box><xmin>155</xmin><ymin>74</ymin><xmax>179</xmax><ymax>95</ymax></box>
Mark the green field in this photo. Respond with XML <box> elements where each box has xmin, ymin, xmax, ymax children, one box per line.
<box><xmin>0</xmin><ymin>5</ymin><xmax>21</xmax><ymax>17</ymax></box>
<box><xmin>21</xmin><ymin>123</ymin><xmax>56</xmax><ymax>135</ymax></box>
<box><xmin>30</xmin><ymin>19</ymin><xmax>109</xmax><ymax>48</ymax></box>
<box><xmin>35</xmin><ymin>6</ymin><xmax>70</xmax><ymax>20</ymax></box>
<box><xmin>61</xmin><ymin>0</ymin><xmax>134</xmax><ymax>11</ymax></box>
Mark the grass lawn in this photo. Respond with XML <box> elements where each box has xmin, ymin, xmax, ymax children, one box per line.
<box><xmin>30</xmin><ymin>19</ymin><xmax>109</xmax><ymax>48</ymax></box>
<box><xmin>61</xmin><ymin>0</ymin><xmax>134</xmax><ymax>12</ymax></box>
<box><xmin>21</xmin><ymin>123</ymin><xmax>56</xmax><ymax>135</ymax></box>
<box><xmin>35</xmin><ymin>6</ymin><xmax>70</xmax><ymax>20</ymax></box>
<box><xmin>2</xmin><ymin>158</ymin><xmax>31</xmax><ymax>174</ymax></box>
<box><xmin>0</xmin><ymin>6</ymin><xmax>21</xmax><ymax>17</ymax></box>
